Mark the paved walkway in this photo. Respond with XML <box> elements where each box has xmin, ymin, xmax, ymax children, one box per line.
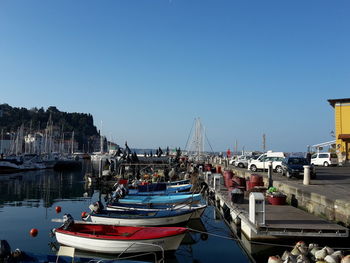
<box><xmin>259</xmin><ymin>166</ymin><xmax>350</xmax><ymax>202</ymax></box>
<box><xmin>217</xmin><ymin>164</ymin><xmax>350</xmax><ymax>226</ymax></box>
<box><xmin>224</xmin><ymin>165</ymin><xmax>350</xmax><ymax>201</ymax></box>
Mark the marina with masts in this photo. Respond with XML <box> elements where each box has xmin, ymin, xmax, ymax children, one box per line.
<box><xmin>1</xmin><ymin>110</ymin><xmax>350</xmax><ymax>263</ymax></box>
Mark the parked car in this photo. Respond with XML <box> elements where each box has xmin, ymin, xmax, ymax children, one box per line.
<box><xmin>248</xmin><ymin>151</ymin><xmax>285</xmax><ymax>173</ymax></box>
<box><xmin>229</xmin><ymin>156</ymin><xmax>237</xmax><ymax>165</ymax></box>
<box><xmin>281</xmin><ymin>157</ymin><xmax>316</xmax><ymax>179</ymax></box>
<box><xmin>234</xmin><ymin>155</ymin><xmax>251</xmax><ymax>168</ymax></box>
<box><xmin>310</xmin><ymin>153</ymin><xmax>338</xmax><ymax>167</ymax></box>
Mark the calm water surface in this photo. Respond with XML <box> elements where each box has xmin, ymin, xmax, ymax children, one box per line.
<box><xmin>0</xmin><ymin>164</ymin><xmax>251</xmax><ymax>262</ymax></box>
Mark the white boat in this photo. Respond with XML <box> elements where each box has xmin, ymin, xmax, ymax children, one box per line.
<box><xmin>53</xmin><ymin>217</ymin><xmax>187</xmax><ymax>254</ymax></box>
<box><xmin>88</xmin><ymin>209</ymin><xmax>193</xmax><ymax>226</ymax></box>
<box><xmin>0</xmin><ymin>155</ymin><xmax>45</xmax><ymax>173</ymax></box>
<box><xmin>106</xmin><ymin>203</ymin><xmax>207</xmax><ymax>219</ymax></box>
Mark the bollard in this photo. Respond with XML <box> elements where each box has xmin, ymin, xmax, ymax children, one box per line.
<box><xmin>303</xmin><ymin>165</ymin><xmax>311</xmax><ymax>185</ymax></box>
<box><xmin>213</xmin><ymin>174</ymin><xmax>222</xmax><ymax>191</ymax></box>
<box><xmin>268</xmin><ymin>161</ymin><xmax>273</xmax><ymax>188</ymax></box>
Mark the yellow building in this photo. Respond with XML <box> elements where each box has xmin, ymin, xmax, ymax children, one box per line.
<box><xmin>328</xmin><ymin>98</ymin><xmax>350</xmax><ymax>163</ymax></box>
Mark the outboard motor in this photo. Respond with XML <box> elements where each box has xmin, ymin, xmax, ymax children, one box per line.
<box><xmin>200</xmin><ymin>181</ymin><xmax>209</xmax><ymax>194</ymax></box>
<box><xmin>89</xmin><ymin>201</ymin><xmax>104</xmax><ymax>214</ymax></box>
<box><xmin>112</xmin><ymin>184</ymin><xmax>127</xmax><ymax>200</ymax></box>
<box><xmin>62</xmin><ymin>214</ymin><xmax>74</xmax><ymax>230</ymax></box>
<box><xmin>0</xmin><ymin>240</ymin><xmax>11</xmax><ymax>259</ymax></box>
<box><xmin>120</xmin><ymin>184</ymin><xmax>128</xmax><ymax>196</ymax></box>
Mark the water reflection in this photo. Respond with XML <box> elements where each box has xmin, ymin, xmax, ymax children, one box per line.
<box><xmin>0</xmin><ymin>163</ymin><xmax>251</xmax><ymax>263</ymax></box>
<box><xmin>0</xmin><ymin>170</ymin><xmax>86</xmax><ymax>207</ymax></box>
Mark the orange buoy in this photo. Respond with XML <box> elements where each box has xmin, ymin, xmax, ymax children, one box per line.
<box><xmin>55</xmin><ymin>206</ymin><xmax>61</xmax><ymax>213</ymax></box>
<box><xmin>30</xmin><ymin>228</ymin><xmax>38</xmax><ymax>237</ymax></box>
<box><xmin>81</xmin><ymin>211</ymin><xmax>87</xmax><ymax>218</ymax></box>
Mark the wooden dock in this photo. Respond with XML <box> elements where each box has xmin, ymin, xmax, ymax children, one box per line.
<box><xmin>207</xmin><ymin>175</ymin><xmax>349</xmax><ymax>240</ymax></box>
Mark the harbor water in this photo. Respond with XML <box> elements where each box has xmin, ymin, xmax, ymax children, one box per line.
<box><xmin>0</xmin><ymin>162</ymin><xmax>251</xmax><ymax>263</ymax></box>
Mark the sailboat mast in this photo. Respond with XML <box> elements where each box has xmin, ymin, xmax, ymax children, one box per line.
<box><xmin>0</xmin><ymin>129</ymin><xmax>3</xmax><ymax>154</ymax></box>
<box><xmin>71</xmin><ymin>131</ymin><xmax>74</xmax><ymax>154</ymax></box>
<box><xmin>100</xmin><ymin>120</ymin><xmax>103</xmax><ymax>153</ymax></box>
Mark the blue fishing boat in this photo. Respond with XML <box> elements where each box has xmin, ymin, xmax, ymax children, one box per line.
<box><xmin>116</xmin><ymin>193</ymin><xmax>202</xmax><ymax>205</ymax></box>
<box><xmin>128</xmin><ymin>183</ymin><xmax>192</xmax><ymax>196</ymax></box>
<box><xmin>166</xmin><ymin>179</ymin><xmax>190</xmax><ymax>185</ymax></box>
<box><xmin>127</xmin><ymin>190</ymin><xmax>192</xmax><ymax>196</ymax></box>
<box><xmin>106</xmin><ymin>203</ymin><xmax>207</xmax><ymax>219</ymax></box>
<box><xmin>135</xmin><ymin>182</ymin><xmax>192</xmax><ymax>193</ymax></box>
<box><xmin>88</xmin><ymin>206</ymin><xmax>193</xmax><ymax>226</ymax></box>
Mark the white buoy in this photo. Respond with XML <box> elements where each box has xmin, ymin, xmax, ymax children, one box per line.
<box><xmin>325</xmin><ymin>254</ymin><xmax>339</xmax><ymax>263</ymax></box>
<box><xmin>341</xmin><ymin>255</ymin><xmax>350</xmax><ymax>263</ymax></box>
<box><xmin>324</xmin><ymin>246</ymin><xmax>335</xmax><ymax>255</ymax></box>
<box><xmin>281</xmin><ymin>251</ymin><xmax>293</xmax><ymax>261</ymax></box>
<box><xmin>332</xmin><ymin>251</ymin><xmax>344</xmax><ymax>262</ymax></box>
<box><xmin>297</xmin><ymin>254</ymin><xmax>310</xmax><ymax>263</ymax></box>
<box><xmin>309</xmin><ymin>243</ymin><xmax>320</xmax><ymax>256</ymax></box>
<box><xmin>315</xmin><ymin>248</ymin><xmax>328</xmax><ymax>260</ymax></box>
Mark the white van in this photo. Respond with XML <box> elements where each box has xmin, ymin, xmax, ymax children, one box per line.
<box><xmin>248</xmin><ymin>151</ymin><xmax>285</xmax><ymax>173</ymax></box>
<box><xmin>310</xmin><ymin>153</ymin><xmax>338</xmax><ymax>166</ymax></box>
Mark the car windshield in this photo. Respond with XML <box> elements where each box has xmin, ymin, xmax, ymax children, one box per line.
<box><xmin>288</xmin><ymin>158</ymin><xmax>308</xmax><ymax>165</ymax></box>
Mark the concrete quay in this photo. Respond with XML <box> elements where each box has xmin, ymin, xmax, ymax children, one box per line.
<box><xmin>211</xmin><ymin>187</ymin><xmax>348</xmax><ymax>241</ymax></box>
<box><xmin>214</xmin><ymin>163</ymin><xmax>350</xmax><ymax>227</ymax></box>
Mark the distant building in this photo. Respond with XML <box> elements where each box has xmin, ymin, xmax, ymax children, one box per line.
<box><xmin>24</xmin><ymin>132</ymin><xmax>44</xmax><ymax>154</ymax></box>
<box><xmin>328</xmin><ymin>98</ymin><xmax>350</xmax><ymax>163</ymax></box>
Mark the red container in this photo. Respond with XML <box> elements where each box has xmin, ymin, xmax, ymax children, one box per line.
<box><xmin>205</xmin><ymin>164</ymin><xmax>212</xmax><ymax>171</ymax></box>
<box><xmin>223</xmin><ymin>170</ymin><xmax>234</xmax><ymax>188</ymax></box>
<box><xmin>250</xmin><ymin>174</ymin><xmax>263</xmax><ymax>184</ymax></box>
<box><xmin>118</xmin><ymin>179</ymin><xmax>128</xmax><ymax>185</ymax></box>
<box><xmin>224</xmin><ymin>170</ymin><xmax>234</xmax><ymax>179</ymax></box>
<box><xmin>246</xmin><ymin>180</ymin><xmax>264</xmax><ymax>191</ymax></box>
<box><xmin>226</xmin><ymin>179</ymin><xmax>234</xmax><ymax>187</ymax></box>
<box><xmin>232</xmin><ymin>176</ymin><xmax>246</xmax><ymax>188</ymax></box>
<box><xmin>267</xmin><ymin>195</ymin><xmax>286</xmax><ymax>205</ymax></box>
<box><xmin>216</xmin><ymin>165</ymin><xmax>222</xmax><ymax>174</ymax></box>
<box><xmin>246</xmin><ymin>180</ymin><xmax>250</xmax><ymax>191</ymax></box>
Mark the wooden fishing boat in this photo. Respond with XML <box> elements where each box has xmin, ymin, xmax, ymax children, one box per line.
<box><xmin>106</xmin><ymin>203</ymin><xmax>207</xmax><ymax>219</ymax></box>
<box><xmin>89</xmin><ymin>209</ymin><xmax>193</xmax><ymax>226</ymax></box>
<box><xmin>116</xmin><ymin>193</ymin><xmax>202</xmax><ymax>205</ymax></box>
<box><xmin>54</xmin><ymin>222</ymin><xmax>187</xmax><ymax>254</ymax></box>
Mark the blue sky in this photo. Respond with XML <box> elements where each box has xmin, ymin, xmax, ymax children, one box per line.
<box><xmin>0</xmin><ymin>0</ymin><xmax>349</xmax><ymax>152</ymax></box>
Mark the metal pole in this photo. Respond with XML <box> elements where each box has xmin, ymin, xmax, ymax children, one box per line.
<box><xmin>268</xmin><ymin>161</ymin><xmax>273</xmax><ymax>188</ymax></box>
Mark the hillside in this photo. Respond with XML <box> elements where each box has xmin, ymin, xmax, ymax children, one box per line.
<box><xmin>0</xmin><ymin>104</ymin><xmax>99</xmax><ymax>150</ymax></box>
